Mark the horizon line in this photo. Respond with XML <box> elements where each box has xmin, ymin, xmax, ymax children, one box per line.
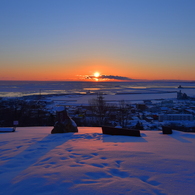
<box><xmin>0</xmin><ymin>79</ymin><xmax>195</xmax><ymax>82</ymax></box>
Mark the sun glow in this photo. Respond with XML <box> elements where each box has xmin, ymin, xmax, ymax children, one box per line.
<box><xmin>94</xmin><ymin>72</ymin><xmax>100</xmax><ymax>77</ymax></box>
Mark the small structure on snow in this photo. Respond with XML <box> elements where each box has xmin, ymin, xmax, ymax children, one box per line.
<box><xmin>51</xmin><ymin>106</ymin><xmax>78</xmax><ymax>134</ymax></box>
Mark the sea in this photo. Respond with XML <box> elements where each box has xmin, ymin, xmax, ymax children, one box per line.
<box><xmin>0</xmin><ymin>80</ymin><xmax>195</xmax><ymax>98</ymax></box>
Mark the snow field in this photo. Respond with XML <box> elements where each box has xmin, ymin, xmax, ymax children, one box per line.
<box><xmin>0</xmin><ymin>127</ymin><xmax>195</xmax><ymax>194</ymax></box>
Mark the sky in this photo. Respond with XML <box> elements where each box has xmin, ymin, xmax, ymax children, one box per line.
<box><xmin>0</xmin><ymin>0</ymin><xmax>195</xmax><ymax>81</ymax></box>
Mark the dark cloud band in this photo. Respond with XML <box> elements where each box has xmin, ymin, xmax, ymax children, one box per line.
<box><xmin>86</xmin><ymin>75</ymin><xmax>132</xmax><ymax>81</ymax></box>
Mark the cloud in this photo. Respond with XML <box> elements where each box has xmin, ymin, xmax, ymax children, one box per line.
<box><xmin>100</xmin><ymin>75</ymin><xmax>132</xmax><ymax>80</ymax></box>
<box><xmin>85</xmin><ymin>74</ymin><xmax>132</xmax><ymax>81</ymax></box>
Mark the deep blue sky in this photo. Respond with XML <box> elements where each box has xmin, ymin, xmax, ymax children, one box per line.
<box><xmin>0</xmin><ymin>0</ymin><xmax>195</xmax><ymax>80</ymax></box>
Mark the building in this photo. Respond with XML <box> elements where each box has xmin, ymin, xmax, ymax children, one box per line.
<box><xmin>159</xmin><ymin>114</ymin><xmax>193</xmax><ymax>122</ymax></box>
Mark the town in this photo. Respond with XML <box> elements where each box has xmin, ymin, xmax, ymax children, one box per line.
<box><xmin>0</xmin><ymin>90</ymin><xmax>195</xmax><ymax>132</ymax></box>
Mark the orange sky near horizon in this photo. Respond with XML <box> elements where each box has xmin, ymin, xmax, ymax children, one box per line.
<box><xmin>1</xmin><ymin>58</ymin><xmax>195</xmax><ymax>81</ymax></box>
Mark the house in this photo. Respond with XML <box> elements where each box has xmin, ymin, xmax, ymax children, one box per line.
<box><xmin>159</xmin><ymin>114</ymin><xmax>193</xmax><ymax>122</ymax></box>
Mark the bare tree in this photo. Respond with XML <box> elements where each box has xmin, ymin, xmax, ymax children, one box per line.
<box><xmin>117</xmin><ymin>100</ymin><xmax>131</xmax><ymax>128</ymax></box>
<box><xmin>88</xmin><ymin>93</ymin><xmax>114</xmax><ymax>126</ymax></box>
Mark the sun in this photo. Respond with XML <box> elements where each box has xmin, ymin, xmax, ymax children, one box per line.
<box><xmin>94</xmin><ymin>72</ymin><xmax>100</xmax><ymax>77</ymax></box>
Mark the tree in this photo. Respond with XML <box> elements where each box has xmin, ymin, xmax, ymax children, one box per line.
<box><xmin>117</xmin><ymin>100</ymin><xmax>131</xmax><ymax>128</ymax></box>
<box><xmin>88</xmin><ymin>93</ymin><xmax>113</xmax><ymax>126</ymax></box>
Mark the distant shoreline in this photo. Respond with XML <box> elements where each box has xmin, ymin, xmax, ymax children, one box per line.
<box><xmin>0</xmin><ymin>79</ymin><xmax>195</xmax><ymax>82</ymax></box>
<box><xmin>0</xmin><ymin>81</ymin><xmax>194</xmax><ymax>98</ymax></box>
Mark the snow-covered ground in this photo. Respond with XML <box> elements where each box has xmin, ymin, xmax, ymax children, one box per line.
<box><xmin>46</xmin><ymin>92</ymin><xmax>178</xmax><ymax>107</ymax></box>
<box><xmin>1</xmin><ymin>127</ymin><xmax>195</xmax><ymax>195</ymax></box>
<box><xmin>44</xmin><ymin>87</ymin><xmax>194</xmax><ymax>107</ymax></box>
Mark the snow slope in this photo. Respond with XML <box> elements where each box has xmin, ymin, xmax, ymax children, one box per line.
<box><xmin>0</xmin><ymin>127</ymin><xmax>195</xmax><ymax>195</ymax></box>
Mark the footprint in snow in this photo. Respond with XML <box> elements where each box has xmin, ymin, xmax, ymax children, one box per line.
<box><xmin>66</xmin><ymin>148</ymin><xmax>73</xmax><ymax>152</ymax></box>
<box><xmin>90</xmin><ymin>163</ymin><xmax>106</xmax><ymax>168</ymax></box>
<box><xmin>100</xmin><ymin>157</ymin><xmax>107</xmax><ymax>160</ymax></box>
<box><xmin>140</xmin><ymin>175</ymin><xmax>161</xmax><ymax>186</ymax></box>
<box><xmin>40</xmin><ymin>157</ymin><xmax>51</xmax><ymax>162</ymax></box>
<box><xmin>85</xmin><ymin>171</ymin><xmax>112</xmax><ymax>179</ymax></box>
<box><xmin>69</xmin><ymin>164</ymin><xmax>83</xmax><ymax>167</ymax></box>
<box><xmin>16</xmin><ymin>145</ymin><xmax>23</xmax><ymax>149</ymax></box>
<box><xmin>91</xmin><ymin>153</ymin><xmax>99</xmax><ymax>156</ymax></box>
<box><xmin>115</xmin><ymin>160</ymin><xmax>123</xmax><ymax>168</ymax></box>
<box><xmin>81</xmin><ymin>155</ymin><xmax>93</xmax><ymax>160</ymax></box>
<box><xmin>60</xmin><ymin>157</ymin><xmax>68</xmax><ymax>160</ymax></box>
<box><xmin>108</xmin><ymin>168</ymin><xmax>129</xmax><ymax>178</ymax></box>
